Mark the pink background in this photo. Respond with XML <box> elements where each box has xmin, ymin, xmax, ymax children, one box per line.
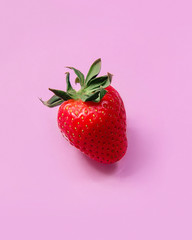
<box><xmin>1</xmin><ymin>0</ymin><xmax>192</xmax><ymax>239</ymax></box>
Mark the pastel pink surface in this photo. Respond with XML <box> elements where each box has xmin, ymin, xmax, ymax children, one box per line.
<box><xmin>0</xmin><ymin>0</ymin><xmax>192</xmax><ymax>239</ymax></box>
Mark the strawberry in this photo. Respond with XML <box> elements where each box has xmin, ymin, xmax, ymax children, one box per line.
<box><xmin>40</xmin><ymin>59</ymin><xmax>127</xmax><ymax>163</ymax></box>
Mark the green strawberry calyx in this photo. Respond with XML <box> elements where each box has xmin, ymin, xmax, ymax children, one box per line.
<box><xmin>40</xmin><ymin>58</ymin><xmax>113</xmax><ymax>108</ymax></box>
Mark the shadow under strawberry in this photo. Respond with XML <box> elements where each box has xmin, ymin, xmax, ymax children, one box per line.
<box><xmin>117</xmin><ymin>126</ymin><xmax>154</xmax><ymax>177</ymax></box>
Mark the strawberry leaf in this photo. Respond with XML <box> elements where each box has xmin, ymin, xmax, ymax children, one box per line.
<box><xmin>86</xmin><ymin>58</ymin><xmax>101</xmax><ymax>84</ymax></box>
<box><xmin>99</xmin><ymin>87</ymin><xmax>107</xmax><ymax>100</ymax></box>
<box><xmin>65</xmin><ymin>72</ymin><xmax>76</xmax><ymax>94</ymax></box>
<box><xmin>107</xmin><ymin>72</ymin><xmax>113</xmax><ymax>83</ymax></box>
<box><xmin>86</xmin><ymin>73</ymin><xmax>112</xmax><ymax>91</ymax></box>
<box><xmin>39</xmin><ymin>95</ymin><xmax>64</xmax><ymax>108</ymax></box>
<box><xmin>94</xmin><ymin>87</ymin><xmax>107</xmax><ymax>102</ymax></box>
<box><xmin>87</xmin><ymin>75</ymin><xmax>108</xmax><ymax>87</ymax></box>
<box><xmin>67</xmin><ymin>67</ymin><xmax>85</xmax><ymax>87</ymax></box>
<box><xmin>49</xmin><ymin>88</ymin><xmax>72</xmax><ymax>101</ymax></box>
<box><xmin>83</xmin><ymin>87</ymin><xmax>107</xmax><ymax>102</ymax></box>
<box><xmin>83</xmin><ymin>90</ymin><xmax>100</xmax><ymax>102</ymax></box>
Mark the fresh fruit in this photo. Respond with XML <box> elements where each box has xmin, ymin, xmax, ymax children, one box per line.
<box><xmin>40</xmin><ymin>59</ymin><xmax>127</xmax><ymax>163</ymax></box>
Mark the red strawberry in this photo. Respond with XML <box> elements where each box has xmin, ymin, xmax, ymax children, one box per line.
<box><xmin>40</xmin><ymin>59</ymin><xmax>128</xmax><ymax>163</ymax></box>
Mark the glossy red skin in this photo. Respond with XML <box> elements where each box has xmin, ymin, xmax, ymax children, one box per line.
<box><xmin>57</xmin><ymin>86</ymin><xmax>128</xmax><ymax>163</ymax></box>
